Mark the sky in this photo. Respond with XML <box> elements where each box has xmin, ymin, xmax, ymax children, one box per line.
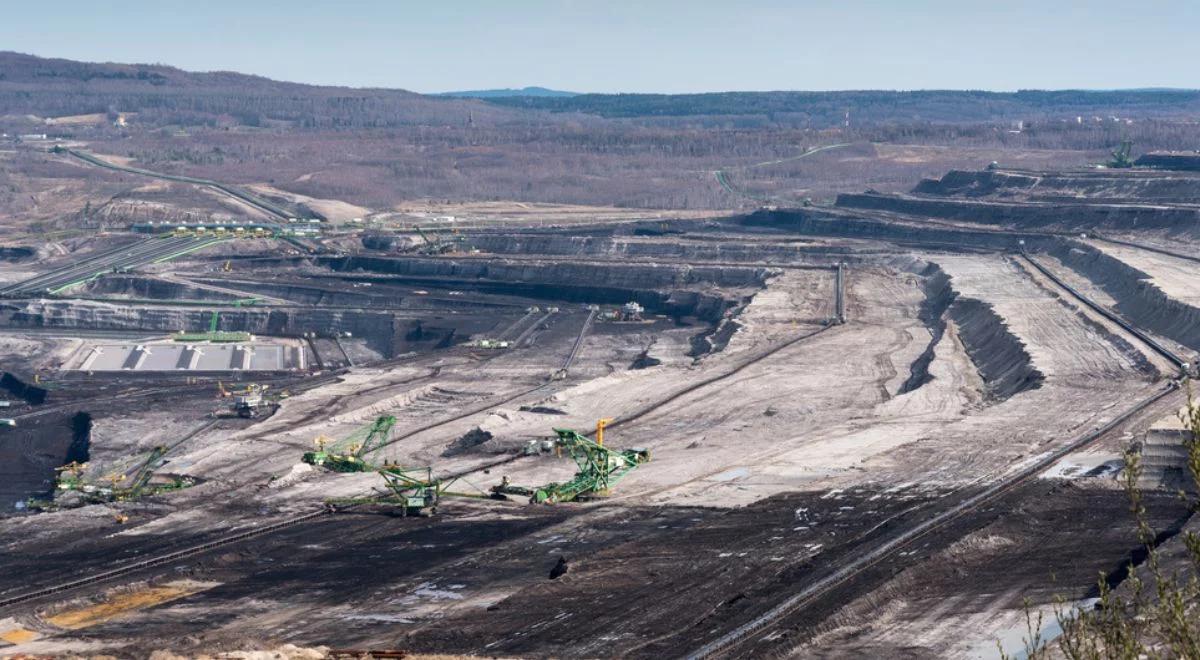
<box><xmin>3</xmin><ymin>0</ymin><xmax>1198</xmax><ymax>94</ymax></box>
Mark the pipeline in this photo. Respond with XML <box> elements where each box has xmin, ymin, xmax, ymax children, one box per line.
<box><xmin>495</xmin><ymin>308</ymin><xmax>540</xmax><ymax>342</ymax></box>
<box><xmin>512</xmin><ymin>309</ymin><xmax>556</xmax><ymax>348</ymax></box>
<box><xmin>332</xmin><ymin>335</ymin><xmax>355</xmax><ymax>368</ymax></box>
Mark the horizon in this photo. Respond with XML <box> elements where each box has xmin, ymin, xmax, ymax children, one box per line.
<box><xmin>2</xmin><ymin>1</ymin><xmax>1198</xmax><ymax>94</ymax></box>
<box><xmin>6</xmin><ymin>50</ymin><xmax>1200</xmax><ymax>97</ymax></box>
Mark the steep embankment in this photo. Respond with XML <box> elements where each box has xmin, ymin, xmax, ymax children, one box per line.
<box><xmin>84</xmin><ymin>275</ymin><xmax>243</xmax><ymax>302</ymax></box>
<box><xmin>328</xmin><ymin>255</ymin><xmax>767</xmax><ymax>321</ymax></box>
<box><xmin>948</xmin><ymin>297</ymin><xmax>1045</xmax><ymax>399</ymax></box>
<box><xmin>914</xmin><ymin>169</ymin><xmax>1200</xmax><ymax>203</ymax></box>
<box><xmin>837</xmin><ymin>192</ymin><xmax>1200</xmax><ymax>233</ymax></box>
<box><xmin>902</xmin><ymin>263</ymin><xmax>1044</xmax><ymax>401</ymax></box>
<box><xmin>741</xmin><ymin>208</ymin><xmax>1034</xmax><ymax>252</ymax></box>
<box><xmin>1049</xmin><ymin>241</ymin><xmax>1200</xmax><ymax>351</ymax></box>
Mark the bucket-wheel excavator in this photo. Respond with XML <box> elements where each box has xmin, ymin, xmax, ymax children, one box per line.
<box><xmin>302</xmin><ymin>415</ymin><xmax>397</xmax><ymax>472</ymax></box>
<box><xmin>27</xmin><ymin>445</ymin><xmax>194</xmax><ymax>512</ymax></box>
<box><xmin>493</xmin><ymin>421</ymin><xmax>650</xmax><ymax>504</ymax></box>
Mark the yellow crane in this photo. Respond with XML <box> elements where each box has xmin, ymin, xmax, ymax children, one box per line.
<box><xmin>595</xmin><ymin>418</ymin><xmax>613</xmax><ymax>446</ymax></box>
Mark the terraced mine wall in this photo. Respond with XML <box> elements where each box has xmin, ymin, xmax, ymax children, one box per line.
<box><xmin>740</xmin><ymin>208</ymin><xmax>1037</xmax><ymax>252</ymax></box>
<box><xmin>915</xmin><ymin>169</ymin><xmax>1200</xmax><ymax>202</ymax></box>
<box><xmin>197</xmin><ymin>279</ymin><xmax>405</xmax><ymax>307</ymax></box>
<box><xmin>86</xmin><ymin>275</ymin><xmax>409</xmax><ymax>309</ymax></box>
<box><xmin>899</xmin><ymin>263</ymin><xmax>1043</xmax><ymax>401</ymax></box>
<box><xmin>85</xmin><ymin>276</ymin><xmax>241</xmax><ymax>302</ymax></box>
<box><xmin>837</xmin><ymin>192</ymin><xmax>1200</xmax><ymax>232</ymax></box>
<box><xmin>1049</xmin><ymin>241</ymin><xmax>1200</xmax><ymax>351</ymax></box>
<box><xmin>913</xmin><ymin>170</ymin><xmax>1041</xmax><ymax>197</ymax></box>
<box><xmin>7</xmin><ymin>255</ymin><xmax>759</xmax><ymax>356</ymax></box>
<box><xmin>459</xmin><ymin>234</ymin><xmax>860</xmax><ymax>263</ymax></box>
<box><xmin>327</xmin><ymin>256</ymin><xmax>759</xmax><ymax>321</ymax></box>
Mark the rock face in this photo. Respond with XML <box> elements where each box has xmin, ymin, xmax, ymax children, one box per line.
<box><xmin>8</xmin><ymin>253</ymin><xmax>763</xmax><ymax>357</ymax></box>
<box><xmin>1137</xmin><ymin>410</ymin><xmax>1199</xmax><ymax>495</ymax></box>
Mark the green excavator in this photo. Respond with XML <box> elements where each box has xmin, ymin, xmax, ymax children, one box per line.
<box><xmin>493</xmin><ymin>422</ymin><xmax>651</xmax><ymax>504</ymax></box>
<box><xmin>302</xmin><ymin>415</ymin><xmax>397</xmax><ymax>472</ymax></box>
<box><xmin>27</xmin><ymin>445</ymin><xmax>194</xmax><ymax>512</ymax></box>
<box><xmin>325</xmin><ymin>462</ymin><xmax>493</xmax><ymax>517</ymax></box>
<box><xmin>1108</xmin><ymin>140</ymin><xmax>1135</xmax><ymax>168</ymax></box>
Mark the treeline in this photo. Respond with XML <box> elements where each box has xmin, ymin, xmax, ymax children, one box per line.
<box><xmin>0</xmin><ymin>51</ymin><xmax>514</xmax><ymax>129</ymax></box>
<box><xmin>8</xmin><ymin>53</ymin><xmax>1200</xmax><ymax>134</ymax></box>
<box><xmin>484</xmin><ymin>89</ymin><xmax>1200</xmax><ymax>126</ymax></box>
<box><xmin>849</xmin><ymin>118</ymin><xmax>1200</xmax><ymax>153</ymax></box>
<box><xmin>0</xmin><ymin>84</ymin><xmax>511</xmax><ymax>129</ymax></box>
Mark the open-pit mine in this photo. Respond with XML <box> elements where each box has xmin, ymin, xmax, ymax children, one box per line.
<box><xmin>2</xmin><ymin>150</ymin><xmax>1200</xmax><ymax>658</ymax></box>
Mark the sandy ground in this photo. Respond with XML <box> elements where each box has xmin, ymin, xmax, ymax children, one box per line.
<box><xmin>0</xmin><ymin>227</ymin><xmax>1189</xmax><ymax>657</ymax></box>
<box><xmin>376</xmin><ymin>200</ymin><xmax>720</xmax><ymax>227</ymax></box>
<box><xmin>247</xmin><ymin>184</ymin><xmax>372</xmax><ymax>223</ymax></box>
<box><xmin>1086</xmin><ymin>239</ymin><xmax>1200</xmax><ymax>305</ymax></box>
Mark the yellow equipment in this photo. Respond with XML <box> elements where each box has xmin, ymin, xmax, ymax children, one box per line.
<box><xmin>595</xmin><ymin>418</ymin><xmax>613</xmax><ymax>446</ymax></box>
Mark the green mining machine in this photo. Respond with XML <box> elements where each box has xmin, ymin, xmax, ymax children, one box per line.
<box><xmin>27</xmin><ymin>445</ymin><xmax>194</xmax><ymax>512</ymax></box>
<box><xmin>1108</xmin><ymin>140</ymin><xmax>1135</xmax><ymax>168</ymax></box>
<box><xmin>327</xmin><ymin>464</ymin><xmax>485</xmax><ymax>517</ymax></box>
<box><xmin>494</xmin><ymin>426</ymin><xmax>651</xmax><ymax>504</ymax></box>
<box><xmin>302</xmin><ymin>415</ymin><xmax>397</xmax><ymax>472</ymax></box>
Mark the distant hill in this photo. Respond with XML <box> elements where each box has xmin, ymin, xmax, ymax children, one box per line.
<box><xmin>481</xmin><ymin>89</ymin><xmax>1200</xmax><ymax>126</ymax></box>
<box><xmin>0</xmin><ymin>51</ymin><xmax>523</xmax><ymax>129</ymax></box>
<box><xmin>438</xmin><ymin>87</ymin><xmax>580</xmax><ymax>99</ymax></box>
<box><xmin>6</xmin><ymin>52</ymin><xmax>1200</xmax><ymax>132</ymax></box>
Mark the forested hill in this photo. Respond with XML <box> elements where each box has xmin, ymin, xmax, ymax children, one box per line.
<box><xmin>6</xmin><ymin>51</ymin><xmax>1200</xmax><ymax>132</ymax></box>
<box><xmin>481</xmin><ymin>89</ymin><xmax>1200</xmax><ymax>126</ymax></box>
<box><xmin>0</xmin><ymin>51</ymin><xmax>520</xmax><ymax>129</ymax></box>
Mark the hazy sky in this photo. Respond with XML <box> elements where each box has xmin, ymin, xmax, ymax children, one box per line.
<box><xmin>4</xmin><ymin>1</ymin><xmax>1198</xmax><ymax>93</ymax></box>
